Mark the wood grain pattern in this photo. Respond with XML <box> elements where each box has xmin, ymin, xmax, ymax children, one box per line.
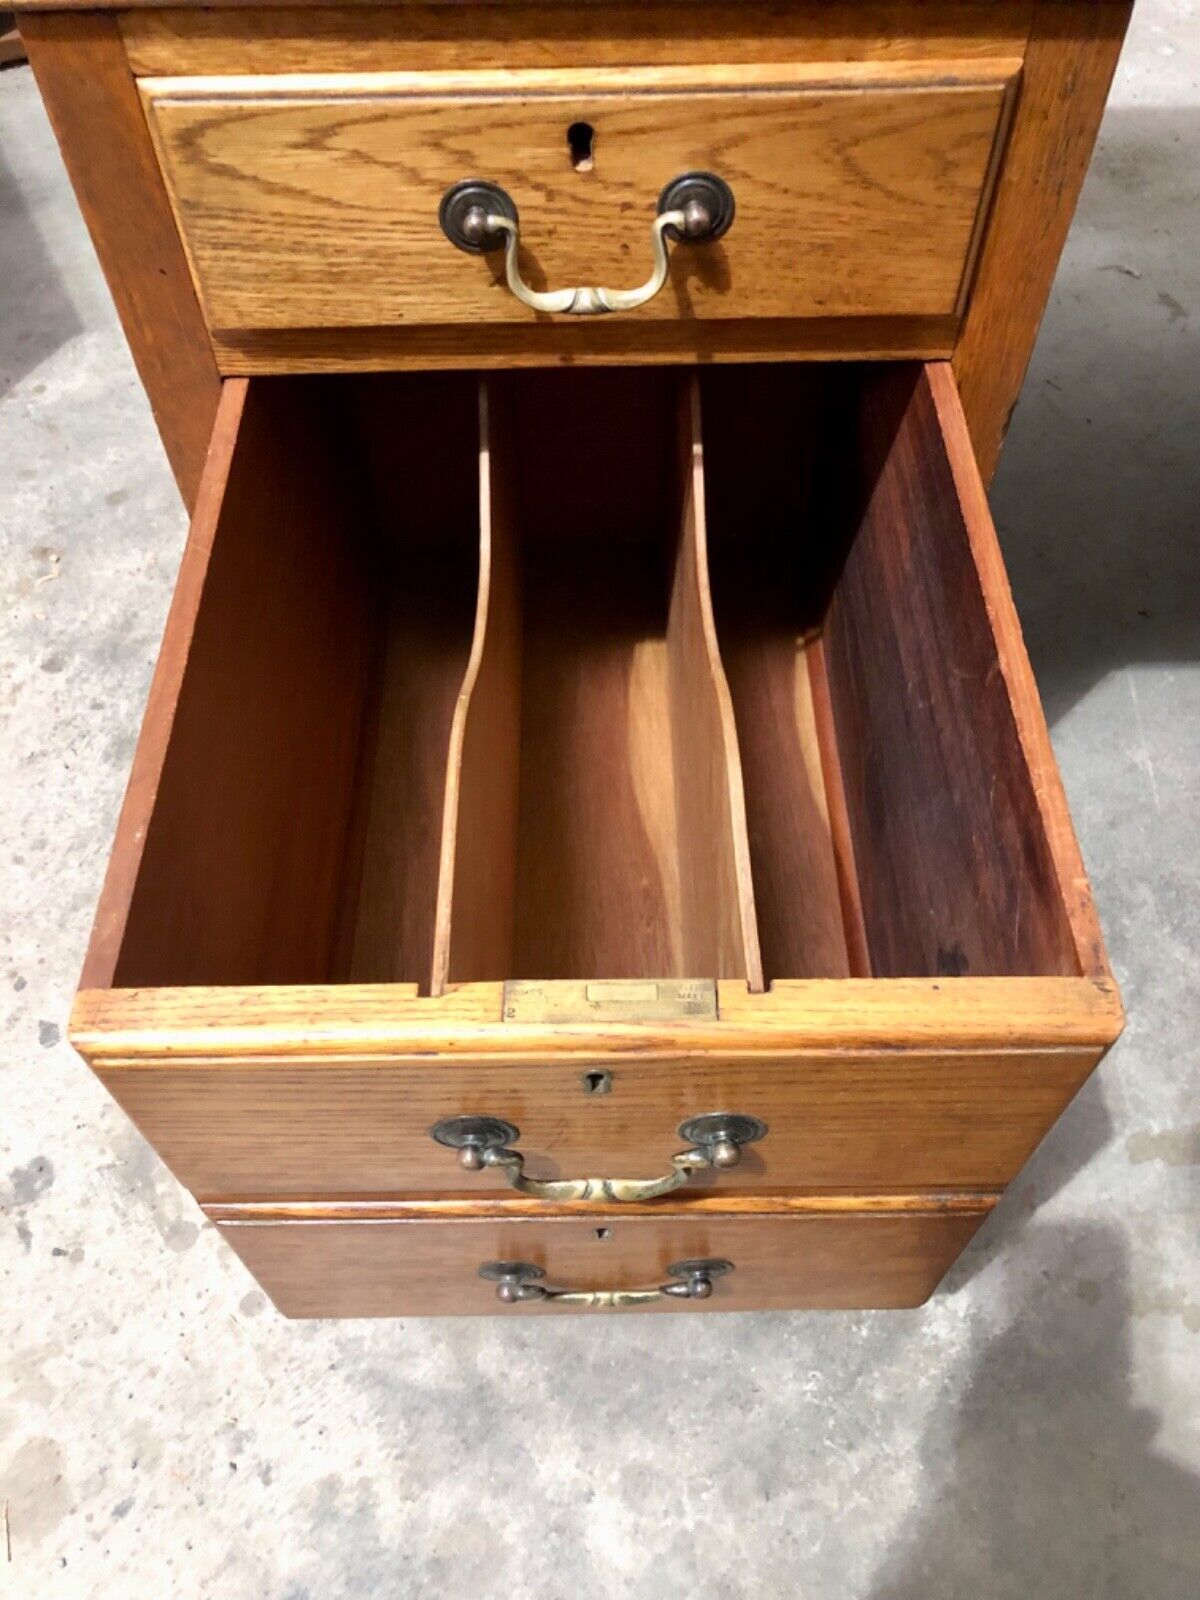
<box><xmin>208</xmin><ymin>1192</ymin><xmax>1000</xmax><ymax>1222</ymax></box>
<box><xmin>214</xmin><ymin>1199</ymin><xmax>995</xmax><ymax>1316</ymax></box>
<box><xmin>822</xmin><ymin>363</ymin><xmax>1081</xmax><ymax>980</ymax></box>
<box><xmin>488</xmin><ymin>369</ymin><xmax>758</xmax><ymax>982</ymax></box>
<box><xmin>952</xmin><ymin>0</ymin><xmax>1132</xmax><ymax>479</ymax></box>
<box><xmin>102</xmin><ymin>378</ymin><xmax>377</xmax><ymax>989</ymax></box>
<box><xmin>72</xmin><ymin>974</ymin><xmax>1123</xmax><ymax>1057</ymax></box>
<box><xmin>208</xmin><ymin>315</ymin><xmax>961</xmax><ymax>375</ymax></box>
<box><xmin>139</xmin><ymin>66</ymin><xmax>1014</xmax><ymax>333</ymax></box>
<box><xmin>700</xmin><ymin>365</ymin><xmax>858</xmax><ymax>981</ymax></box>
<box><xmin>505</xmin><ymin>369</ymin><xmax>683</xmax><ymax>977</ymax></box>
<box><xmin>925</xmin><ymin>364</ymin><xmax>1111</xmax><ymax>979</ymax></box>
<box><xmin>80</xmin><ymin>379</ymin><xmax>249</xmax><ymax>989</ymax></box>
<box><xmin>337</xmin><ymin>373</ymin><xmax>482</xmax><ymax>988</ymax></box>
<box><xmin>667</xmin><ymin>377</ymin><xmax>762</xmax><ymax>988</ymax></box>
<box><xmin>20</xmin><ymin>11</ymin><xmax>221</xmax><ymax>508</ymax></box>
<box><xmin>92</xmin><ymin>1041</ymin><xmax>1105</xmax><ymax>1200</ymax></box>
<box><xmin>72</xmin><ymin>361</ymin><xmax>1120</xmax><ymax>1217</ymax></box>
<box><xmin>432</xmin><ymin>381</ymin><xmax>523</xmax><ymax>992</ymax></box>
<box><xmin>119</xmin><ymin>4</ymin><xmax>1035</xmax><ymax>77</ymax></box>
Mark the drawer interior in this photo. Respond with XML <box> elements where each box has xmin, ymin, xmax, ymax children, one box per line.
<box><xmin>437</xmin><ymin>368</ymin><xmax>758</xmax><ymax>989</ymax></box>
<box><xmin>86</xmin><ymin>361</ymin><xmax>1081</xmax><ymax>999</ymax></box>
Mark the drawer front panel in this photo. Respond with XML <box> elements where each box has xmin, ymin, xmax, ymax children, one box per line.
<box><xmin>214</xmin><ymin>1201</ymin><xmax>994</xmax><ymax>1316</ymax></box>
<box><xmin>140</xmin><ymin>65</ymin><xmax>1015</xmax><ymax>337</ymax></box>
<box><xmin>96</xmin><ymin>1046</ymin><xmax>1099</xmax><ymax>1201</ymax></box>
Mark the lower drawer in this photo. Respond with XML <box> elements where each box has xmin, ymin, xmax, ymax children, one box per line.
<box><xmin>212</xmin><ymin>1196</ymin><xmax>996</xmax><ymax>1317</ymax></box>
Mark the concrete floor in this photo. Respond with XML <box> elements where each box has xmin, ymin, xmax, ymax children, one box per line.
<box><xmin>2</xmin><ymin>1</ymin><xmax>1197</xmax><ymax>1591</ymax></box>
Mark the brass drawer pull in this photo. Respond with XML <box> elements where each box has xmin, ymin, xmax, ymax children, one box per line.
<box><xmin>438</xmin><ymin>172</ymin><xmax>734</xmax><ymax>316</ymax></box>
<box><xmin>480</xmin><ymin>1257</ymin><xmax>734</xmax><ymax>1307</ymax></box>
<box><xmin>430</xmin><ymin>1111</ymin><xmax>766</xmax><ymax>1201</ymax></box>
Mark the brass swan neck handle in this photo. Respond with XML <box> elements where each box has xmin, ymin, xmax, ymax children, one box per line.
<box><xmin>480</xmin><ymin>1258</ymin><xmax>735</xmax><ymax>1307</ymax></box>
<box><xmin>439</xmin><ymin>172</ymin><xmax>735</xmax><ymax>316</ymax></box>
<box><xmin>430</xmin><ymin>1112</ymin><xmax>767</xmax><ymax>1203</ymax></box>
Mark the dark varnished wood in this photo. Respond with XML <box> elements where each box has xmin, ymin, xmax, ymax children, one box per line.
<box><xmin>214</xmin><ymin>1195</ymin><xmax>996</xmax><ymax>1316</ymax></box>
<box><xmin>464</xmin><ymin>367</ymin><xmax>761</xmax><ymax>983</ymax></box>
<box><xmin>822</xmin><ymin>365</ymin><xmax>1081</xmax><ymax>980</ymax></box>
<box><xmin>18</xmin><ymin>3</ymin><xmax>1133</xmax><ymax>488</ymax></box>
<box><xmin>114</xmin><ymin>4</ymin><xmax>1036</xmax><ymax>75</ymax></box>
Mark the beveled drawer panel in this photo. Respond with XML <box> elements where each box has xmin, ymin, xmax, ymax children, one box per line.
<box><xmin>211</xmin><ymin>1194</ymin><xmax>997</xmax><ymax>1317</ymax></box>
<box><xmin>140</xmin><ymin>63</ymin><xmax>1016</xmax><ymax>345</ymax></box>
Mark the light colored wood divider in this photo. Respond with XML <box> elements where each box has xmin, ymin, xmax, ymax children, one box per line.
<box><xmin>669</xmin><ymin>377</ymin><xmax>764</xmax><ymax>991</ymax></box>
<box><xmin>430</xmin><ymin>380</ymin><xmax>522</xmax><ymax>995</ymax></box>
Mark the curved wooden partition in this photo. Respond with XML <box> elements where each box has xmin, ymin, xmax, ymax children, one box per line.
<box><xmin>432</xmin><ymin>368</ymin><xmax>763</xmax><ymax>992</ymax></box>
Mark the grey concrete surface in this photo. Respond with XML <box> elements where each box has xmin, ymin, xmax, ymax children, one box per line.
<box><xmin>1</xmin><ymin>1</ymin><xmax>1197</xmax><ymax>1591</ymax></box>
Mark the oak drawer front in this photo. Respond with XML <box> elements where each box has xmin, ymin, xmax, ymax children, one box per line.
<box><xmin>212</xmin><ymin>1198</ymin><xmax>995</xmax><ymax>1317</ymax></box>
<box><xmin>92</xmin><ymin>1044</ymin><xmax>1102</xmax><ymax>1203</ymax></box>
<box><xmin>73</xmin><ymin>360</ymin><xmax>1119</xmax><ymax>1209</ymax></box>
<box><xmin>140</xmin><ymin>64</ymin><xmax>1016</xmax><ymax>340</ymax></box>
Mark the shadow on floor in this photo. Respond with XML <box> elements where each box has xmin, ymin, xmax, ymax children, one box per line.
<box><xmin>0</xmin><ymin>130</ymin><xmax>83</xmax><ymax>399</ymax></box>
<box><xmin>941</xmin><ymin>1072</ymin><xmax>1117</xmax><ymax>1299</ymax></box>
<box><xmin>869</xmin><ymin>1221</ymin><xmax>1200</xmax><ymax>1599</ymax></box>
<box><xmin>990</xmin><ymin>105</ymin><xmax>1200</xmax><ymax>730</ymax></box>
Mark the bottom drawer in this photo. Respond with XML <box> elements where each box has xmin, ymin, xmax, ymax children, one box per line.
<box><xmin>211</xmin><ymin>1197</ymin><xmax>995</xmax><ymax>1317</ymax></box>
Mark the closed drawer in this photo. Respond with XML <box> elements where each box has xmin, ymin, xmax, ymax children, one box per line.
<box><xmin>140</xmin><ymin>63</ymin><xmax>1016</xmax><ymax>359</ymax></box>
<box><xmin>71</xmin><ymin>360</ymin><xmax>1120</xmax><ymax>1202</ymax></box>
<box><xmin>210</xmin><ymin>1196</ymin><xmax>996</xmax><ymax>1317</ymax></box>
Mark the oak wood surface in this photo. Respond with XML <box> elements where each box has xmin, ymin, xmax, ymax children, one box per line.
<box><xmin>208</xmin><ymin>315</ymin><xmax>961</xmax><ymax>375</ymax></box>
<box><xmin>214</xmin><ymin>1199</ymin><xmax>995</xmax><ymax>1315</ymax></box>
<box><xmin>118</xmin><ymin>4</ymin><xmax>1035</xmax><ymax>76</ymax></box>
<box><xmin>20</xmin><ymin>2</ymin><xmax>1132</xmax><ymax>482</ymax></box>
<box><xmin>74</xmin><ymin>975</ymin><xmax>1123</xmax><ymax>1056</ymax></box>
<box><xmin>20</xmin><ymin>11</ymin><xmax>222</xmax><ymax>508</ymax></box>
<box><xmin>807</xmin><ymin>636</ymin><xmax>872</xmax><ymax>978</ymax></box>
<box><xmin>139</xmin><ymin>65</ymin><xmax>1014</xmax><ymax>332</ymax></box>
<box><xmin>80</xmin><ymin>380</ymin><xmax>248</xmax><ymax>990</ymax></box>
<box><xmin>209</xmin><ymin>1192</ymin><xmax>1000</xmax><ymax>1221</ymax></box>
<box><xmin>93</xmin><ymin>1041</ymin><xmax>1104</xmax><ymax>1200</ymax></box>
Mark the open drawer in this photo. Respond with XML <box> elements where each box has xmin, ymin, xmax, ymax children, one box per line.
<box><xmin>71</xmin><ymin>361</ymin><xmax>1121</xmax><ymax>1202</ymax></box>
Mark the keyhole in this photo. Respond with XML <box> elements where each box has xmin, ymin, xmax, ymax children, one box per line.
<box><xmin>567</xmin><ymin>121</ymin><xmax>595</xmax><ymax>172</ymax></box>
<box><xmin>582</xmin><ymin>1069</ymin><xmax>612</xmax><ymax>1096</ymax></box>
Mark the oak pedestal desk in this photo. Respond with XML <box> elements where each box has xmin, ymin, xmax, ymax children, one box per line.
<box><xmin>20</xmin><ymin>0</ymin><xmax>1130</xmax><ymax>1317</ymax></box>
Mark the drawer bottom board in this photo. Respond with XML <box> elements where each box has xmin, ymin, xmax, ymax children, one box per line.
<box><xmin>212</xmin><ymin>1197</ymin><xmax>996</xmax><ymax>1317</ymax></box>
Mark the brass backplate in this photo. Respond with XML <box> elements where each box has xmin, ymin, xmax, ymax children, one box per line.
<box><xmin>501</xmin><ymin>978</ymin><xmax>718</xmax><ymax>1025</ymax></box>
